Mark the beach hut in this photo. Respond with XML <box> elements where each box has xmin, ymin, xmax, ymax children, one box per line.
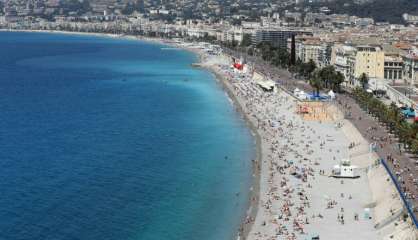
<box><xmin>340</xmin><ymin>165</ymin><xmax>358</xmax><ymax>178</ymax></box>
<box><xmin>364</xmin><ymin>208</ymin><xmax>371</xmax><ymax>219</ymax></box>
<box><xmin>253</xmin><ymin>72</ymin><xmax>276</xmax><ymax>92</ymax></box>
<box><xmin>332</xmin><ymin>159</ymin><xmax>360</xmax><ymax>178</ymax></box>
<box><xmin>256</xmin><ymin>80</ymin><xmax>276</xmax><ymax>92</ymax></box>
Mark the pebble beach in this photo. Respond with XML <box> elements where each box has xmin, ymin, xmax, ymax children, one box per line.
<box><xmin>197</xmin><ymin>51</ymin><xmax>417</xmax><ymax>240</ymax></box>
<box><xmin>6</xmin><ymin>29</ymin><xmax>415</xmax><ymax>239</ymax></box>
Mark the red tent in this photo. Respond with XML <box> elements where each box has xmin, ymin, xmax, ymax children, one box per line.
<box><xmin>233</xmin><ymin>63</ymin><xmax>243</xmax><ymax>70</ymax></box>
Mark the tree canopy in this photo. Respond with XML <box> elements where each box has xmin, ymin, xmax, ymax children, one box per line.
<box><xmin>359</xmin><ymin>73</ymin><xmax>369</xmax><ymax>90</ymax></box>
<box><xmin>352</xmin><ymin>87</ymin><xmax>418</xmax><ymax>153</ymax></box>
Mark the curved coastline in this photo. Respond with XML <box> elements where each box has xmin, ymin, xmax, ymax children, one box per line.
<box><xmin>165</xmin><ymin>42</ymin><xmax>262</xmax><ymax>240</ymax></box>
<box><xmin>4</xmin><ymin>29</ymin><xmax>413</xmax><ymax>240</ymax></box>
<box><xmin>206</xmin><ymin>67</ymin><xmax>261</xmax><ymax>240</ymax></box>
<box><xmin>2</xmin><ymin>29</ymin><xmax>259</xmax><ymax>240</ymax></box>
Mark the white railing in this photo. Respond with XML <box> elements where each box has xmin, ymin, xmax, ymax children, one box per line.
<box><xmin>385</xmin><ymin>84</ymin><xmax>416</xmax><ymax>106</ymax></box>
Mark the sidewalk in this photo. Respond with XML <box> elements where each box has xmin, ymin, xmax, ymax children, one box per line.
<box><xmin>337</xmin><ymin>94</ymin><xmax>418</xmax><ymax>214</ymax></box>
<box><xmin>228</xmin><ymin>48</ymin><xmax>418</xmax><ymax>218</ymax></box>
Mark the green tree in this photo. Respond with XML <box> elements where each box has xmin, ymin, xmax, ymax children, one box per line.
<box><xmin>411</xmin><ymin>139</ymin><xmax>418</xmax><ymax>154</ymax></box>
<box><xmin>305</xmin><ymin>59</ymin><xmax>317</xmax><ymax>78</ymax></box>
<box><xmin>247</xmin><ymin>47</ymin><xmax>254</xmax><ymax>56</ymax></box>
<box><xmin>359</xmin><ymin>73</ymin><xmax>369</xmax><ymax>90</ymax></box>
<box><xmin>240</xmin><ymin>33</ymin><xmax>252</xmax><ymax>47</ymax></box>
<box><xmin>309</xmin><ymin>71</ymin><xmax>323</xmax><ymax>95</ymax></box>
<box><xmin>317</xmin><ymin>65</ymin><xmax>336</xmax><ymax>88</ymax></box>
<box><xmin>332</xmin><ymin>71</ymin><xmax>345</xmax><ymax>92</ymax></box>
<box><xmin>277</xmin><ymin>49</ymin><xmax>290</xmax><ymax>68</ymax></box>
<box><xmin>257</xmin><ymin>42</ymin><xmax>274</xmax><ymax>61</ymax></box>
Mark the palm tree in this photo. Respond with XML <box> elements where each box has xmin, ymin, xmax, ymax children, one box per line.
<box><xmin>332</xmin><ymin>71</ymin><xmax>345</xmax><ymax>92</ymax></box>
<box><xmin>388</xmin><ymin>103</ymin><xmax>402</xmax><ymax>133</ymax></box>
<box><xmin>305</xmin><ymin>59</ymin><xmax>317</xmax><ymax>79</ymax></box>
<box><xmin>411</xmin><ymin>138</ymin><xmax>418</xmax><ymax>154</ymax></box>
<box><xmin>318</xmin><ymin>65</ymin><xmax>334</xmax><ymax>88</ymax></box>
<box><xmin>309</xmin><ymin>71</ymin><xmax>323</xmax><ymax>96</ymax></box>
<box><xmin>358</xmin><ymin>73</ymin><xmax>369</xmax><ymax>90</ymax></box>
<box><xmin>398</xmin><ymin>121</ymin><xmax>412</xmax><ymax>149</ymax></box>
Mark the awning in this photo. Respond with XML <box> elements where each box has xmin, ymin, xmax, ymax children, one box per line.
<box><xmin>257</xmin><ymin>80</ymin><xmax>275</xmax><ymax>91</ymax></box>
<box><xmin>253</xmin><ymin>72</ymin><xmax>275</xmax><ymax>91</ymax></box>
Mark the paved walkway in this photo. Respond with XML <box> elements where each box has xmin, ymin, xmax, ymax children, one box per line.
<box><xmin>336</xmin><ymin>94</ymin><xmax>418</xmax><ymax>214</ymax></box>
<box><xmin>226</xmin><ymin>48</ymin><xmax>418</xmax><ymax>218</ymax></box>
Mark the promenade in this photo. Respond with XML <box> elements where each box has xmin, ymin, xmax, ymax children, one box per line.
<box><xmin>225</xmin><ymin>48</ymin><xmax>418</xmax><ymax>220</ymax></box>
<box><xmin>198</xmin><ymin>52</ymin><xmax>382</xmax><ymax>240</ymax></box>
<box><xmin>337</xmin><ymin>94</ymin><xmax>418</xmax><ymax>218</ymax></box>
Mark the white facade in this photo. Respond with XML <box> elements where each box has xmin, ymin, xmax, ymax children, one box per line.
<box><xmin>402</xmin><ymin>48</ymin><xmax>418</xmax><ymax>87</ymax></box>
<box><xmin>331</xmin><ymin>44</ymin><xmax>356</xmax><ymax>84</ymax></box>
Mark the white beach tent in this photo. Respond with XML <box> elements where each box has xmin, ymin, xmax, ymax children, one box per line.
<box><xmin>328</xmin><ymin>90</ymin><xmax>336</xmax><ymax>99</ymax></box>
<box><xmin>294</xmin><ymin>88</ymin><xmax>300</xmax><ymax>96</ymax></box>
<box><xmin>298</xmin><ymin>90</ymin><xmax>308</xmax><ymax>100</ymax></box>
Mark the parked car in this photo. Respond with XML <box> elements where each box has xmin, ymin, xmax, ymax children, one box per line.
<box><xmin>402</xmin><ymin>107</ymin><xmax>415</xmax><ymax>118</ymax></box>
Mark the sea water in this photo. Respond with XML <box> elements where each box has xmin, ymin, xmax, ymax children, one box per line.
<box><xmin>0</xmin><ymin>32</ymin><xmax>254</xmax><ymax>240</ymax></box>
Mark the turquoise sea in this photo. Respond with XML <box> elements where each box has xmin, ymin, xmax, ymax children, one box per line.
<box><xmin>0</xmin><ymin>32</ymin><xmax>254</xmax><ymax>240</ymax></box>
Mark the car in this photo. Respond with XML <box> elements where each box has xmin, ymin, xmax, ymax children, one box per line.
<box><xmin>402</xmin><ymin>108</ymin><xmax>415</xmax><ymax>118</ymax></box>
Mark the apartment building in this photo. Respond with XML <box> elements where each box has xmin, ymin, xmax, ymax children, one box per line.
<box><xmin>331</xmin><ymin>44</ymin><xmax>356</xmax><ymax>85</ymax></box>
<box><xmin>294</xmin><ymin>36</ymin><xmax>330</xmax><ymax>67</ymax></box>
<box><xmin>331</xmin><ymin>44</ymin><xmax>385</xmax><ymax>87</ymax></box>
<box><xmin>402</xmin><ymin>48</ymin><xmax>418</xmax><ymax>87</ymax></box>
<box><xmin>252</xmin><ymin>28</ymin><xmax>312</xmax><ymax>49</ymax></box>
<box><xmin>352</xmin><ymin>45</ymin><xmax>385</xmax><ymax>81</ymax></box>
<box><xmin>382</xmin><ymin>45</ymin><xmax>404</xmax><ymax>84</ymax></box>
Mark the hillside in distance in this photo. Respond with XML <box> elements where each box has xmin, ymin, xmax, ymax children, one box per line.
<box><xmin>300</xmin><ymin>0</ymin><xmax>418</xmax><ymax>23</ymax></box>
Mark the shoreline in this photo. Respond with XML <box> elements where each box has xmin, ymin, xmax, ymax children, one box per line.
<box><xmin>207</xmin><ymin>66</ymin><xmax>262</xmax><ymax>240</ymax></box>
<box><xmin>0</xmin><ymin>29</ymin><xmax>177</xmax><ymax>47</ymax></box>
<box><xmin>2</xmin><ymin>29</ymin><xmax>415</xmax><ymax>239</ymax></box>
<box><xmin>1</xmin><ymin>29</ymin><xmax>260</xmax><ymax>240</ymax></box>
